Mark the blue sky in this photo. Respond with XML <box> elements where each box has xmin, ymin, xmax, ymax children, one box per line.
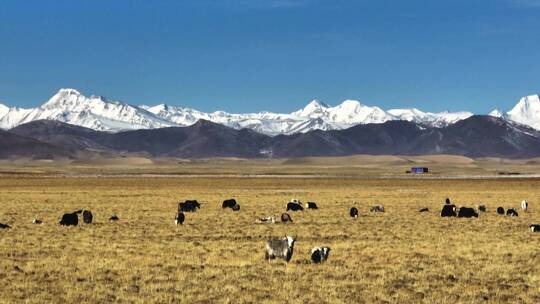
<box><xmin>1</xmin><ymin>0</ymin><xmax>540</xmax><ymax>113</ymax></box>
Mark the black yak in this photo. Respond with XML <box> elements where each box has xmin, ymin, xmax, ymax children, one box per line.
<box><xmin>350</xmin><ymin>207</ymin><xmax>359</xmax><ymax>218</ymax></box>
<box><xmin>222</xmin><ymin>199</ymin><xmax>237</xmax><ymax>209</ymax></box>
<box><xmin>441</xmin><ymin>205</ymin><xmax>457</xmax><ymax>217</ymax></box>
<box><xmin>457</xmin><ymin>207</ymin><xmax>478</xmax><ymax>218</ymax></box>
<box><xmin>179</xmin><ymin>200</ymin><xmax>201</xmax><ymax>212</ymax></box>
<box><xmin>59</xmin><ymin>210</ymin><xmax>82</xmax><ymax>226</ymax></box>
<box><xmin>311</xmin><ymin>247</ymin><xmax>331</xmax><ymax>263</ymax></box>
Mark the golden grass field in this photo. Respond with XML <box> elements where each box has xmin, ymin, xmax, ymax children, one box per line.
<box><xmin>1</xmin><ymin>157</ymin><xmax>540</xmax><ymax>303</ymax></box>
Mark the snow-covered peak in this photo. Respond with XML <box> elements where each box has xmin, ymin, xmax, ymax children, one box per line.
<box><xmin>328</xmin><ymin>100</ymin><xmax>393</xmax><ymax>124</ymax></box>
<box><xmin>489</xmin><ymin>109</ymin><xmax>504</xmax><ymax>118</ymax></box>
<box><xmin>504</xmin><ymin>94</ymin><xmax>540</xmax><ymax>130</ymax></box>
<box><xmin>389</xmin><ymin>108</ymin><xmax>473</xmax><ymax>127</ymax></box>
<box><xmin>508</xmin><ymin>95</ymin><xmax>540</xmax><ymax>117</ymax></box>
<box><xmin>292</xmin><ymin>99</ymin><xmax>329</xmax><ymax>117</ymax></box>
<box><xmin>0</xmin><ymin>89</ymin><xmax>176</xmax><ymax>131</ymax></box>
<box><xmin>57</xmin><ymin>88</ymin><xmax>82</xmax><ymax>96</ymax></box>
<box><xmin>335</xmin><ymin>99</ymin><xmax>363</xmax><ymax>111</ymax></box>
<box><xmin>42</xmin><ymin>88</ymin><xmax>88</xmax><ymax>109</ymax></box>
<box><xmin>388</xmin><ymin>108</ymin><xmax>425</xmax><ymax>119</ymax></box>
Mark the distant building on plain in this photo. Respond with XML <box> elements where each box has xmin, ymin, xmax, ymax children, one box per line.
<box><xmin>410</xmin><ymin>167</ymin><xmax>429</xmax><ymax>174</ymax></box>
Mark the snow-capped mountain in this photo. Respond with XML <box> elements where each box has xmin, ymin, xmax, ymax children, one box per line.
<box><xmin>0</xmin><ymin>89</ymin><xmax>175</xmax><ymax>131</ymax></box>
<box><xmin>1</xmin><ymin>88</ymin><xmax>535</xmax><ymax>136</ymax></box>
<box><xmin>496</xmin><ymin>95</ymin><xmax>540</xmax><ymax>130</ymax></box>
<box><xmin>388</xmin><ymin>108</ymin><xmax>473</xmax><ymax>127</ymax></box>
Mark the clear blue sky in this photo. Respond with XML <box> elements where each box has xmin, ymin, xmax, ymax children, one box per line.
<box><xmin>1</xmin><ymin>0</ymin><xmax>540</xmax><ymax>113</ymax></box>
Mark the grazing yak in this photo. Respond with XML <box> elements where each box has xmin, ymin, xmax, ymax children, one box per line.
<box><xmin>256</xmin><ymin>216</ymin><xmax>276</xmax><ymax>224</ymax></box>
<box><xmin>457</xmin><ymin>207</ymin><xmax>479</xmax><ymax>218</ymax></box>
<box><xmin>287</xmin><ymin>199</ymin><xmax>304</xmax><ymax>211</ymax></box>
<box><xmin>222</xmin><ymin>199</ymin><xmax>237</xmax><ymax>209</ymax></box>
<box><xmin>175</xmin><ymin>212</ymin><xmax>185</xmax><ymax>225</ymax></box>
<box><xmin>497</xmin><ymin>207</ymin><xmax>505</xmax><ymax>215</ymax></box>
<box><xmin>265</xmin><ymin>236</ymin><xmax>296</xmax><ymax>262</ymax></box>
<box><xmin>311</xmin><ymin>247</ymin><xmax>331</xmax><ymax>263</ymax></box>
<box><xmin>178</xmin><ymin>200</ymin><xmax>201</xmax><ymax>212</ymax></box>
<box><xmin>306</xmin><ymin>202</ymin><xmax>318</xmax><ymax>210</ymax></box>
<box><xmin>0</xmin><ymin>223</ymin><xmax>10</xmax><ymax>229</ymax></box>
<box><xmin>522</xmin><ymin>200</ymin><xmax>529</xmax><ymax>212</ymax></box>
<box><xmin>82</xmin><ymin>210</ymin><xmax>93</xmax><ymax>224</ymax></box>
<box><xmin>476</xmin><ymin>205</ymin><xmax>487</xmax><ymax>213</ymax></box>
<box><xmin>281</xmin><ymin>213</ymin><xmax>293</xmax><ymax>223</ymax></box>
<box><xmin>441</xmin><ymin>204</ymin><xmax>457</xmax><ymax>217</ymax></box>
<box><xmin>59</xmin><ymin>210</ymin><xmax>82</xmax><ymax>226</ymax></box>
<box><xmin>232</xmin><ymin>204</ymin><xmax>241</xmax><ymax>211</ymax></box>
<box><xmin>370</xmin><ymin>205</ymin><xmax>385</xmax><ymax>213</ymax></box>
<box><xmin>419</xmin><ymin>208</ymin><xmax>429</xmax><ymax>212</ymax></box>
<box><xmin>350</xmin><ymin>207</ymin><xmax>359</xmax><ymax>218</ymax></box>
<box><xmin>530</xmin><ymin>224</ymin><xmax>540</xmax><ymax>232</ymax></box>
<box><xmin>109</xmin><ymin>215</ymin><xmax>120</xmax><ymax>221</ymax></box>
<box><xmin>506</xmin><ymin>208</ymin><xmax>519</xmax><ymax>217</ymax></box>
<box><xmin>32</xmin><ymin>219</ymin><xmax>43</xmax><ymax>224</ymax></box>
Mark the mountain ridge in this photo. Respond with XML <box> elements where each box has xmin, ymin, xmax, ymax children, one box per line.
<box><xmin>0</xmin><ymin>88</ymin><xmax>480</xmax><ymax>135</ymax></box>
<box><xmin>5</xmin><ymin>115</ymin><xmax>540</xmax><ymax>159</ymax></box>
<box><xmin>1</xmin><ymin>88</ymin><xmax>540</xmax><ymax>136</ymax></box>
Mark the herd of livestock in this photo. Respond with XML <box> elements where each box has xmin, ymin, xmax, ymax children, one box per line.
<box><xmin>1</xmin><ymin>197</ymin><xmax>538</xmax><ymax>263</ymax></box>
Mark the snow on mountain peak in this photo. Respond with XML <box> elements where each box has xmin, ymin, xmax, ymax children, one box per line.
<box><xmin>504</xmin><ymin>94</ymin><xmax>540</xmax><ymax>130</ymax></box>
<box><xmin>489</xmin><ymin>109</ymin><xmax>504</xmax><ymax>118</ymax></box>
<box><xmin>292</xmin><ymin>99</ymin><xmax>329</xmax><ymax>117</ymax></box>
<box><xmin>511</xmin><ymin>95</ymin><xmax>540</xmax><ymax>113</ymax></box>
<box><xmin>57</xmin><ymin>88</ymin><xmax>82</xmax><ymax>96</ymax></box>
<box><xmin>3</xmin><ymin>88</ymin><xmax>537</xmax><ymax>135</ymax></box>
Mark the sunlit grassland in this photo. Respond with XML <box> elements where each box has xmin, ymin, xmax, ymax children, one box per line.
<box><xmin>1</xmin><ymin>176</ymin><xmax>540</xmax><ymax>303</ymax></box>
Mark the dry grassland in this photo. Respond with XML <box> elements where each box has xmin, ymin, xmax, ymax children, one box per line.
<box><xmin>1</xmin><ymin>176</ymin><xmax>540</xmax><ymax>303</ymax></box>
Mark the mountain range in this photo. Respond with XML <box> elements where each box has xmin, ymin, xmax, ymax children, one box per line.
<box><xmin>0</xmin><ymin>88</ymin><xmax>510</xmax><ymax>135</ymax></box>
<box><xmin>3</xmin><ymin>115</ymin><xmax>540</xmax><ymax>159</ymax></box>
<box><xmin>2</xmin><ymin>89</ymin><xmax>540</xmax><ymax>137</ymax></box>
<box><xmin>2</xmin><ymin>89</ymin><xmax>540</xmax><ymax>159</ymax></box>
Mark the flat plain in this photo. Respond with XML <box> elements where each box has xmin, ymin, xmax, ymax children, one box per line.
<box><xmin>1</xmin><ymin>156</ymin><xmax>540</xmax><ymax>303</ymax></box>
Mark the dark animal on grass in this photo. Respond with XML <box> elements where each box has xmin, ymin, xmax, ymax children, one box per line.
<box><xmin>476</xmin><ymin>205</ymin><xmax>487</xmax><ymax>213</ymax></box>
<box><xmin>441</xmin><ymin>205</ymin><xmax>457</xmax><ymax>217</ymax></box>
<box><xmin>457</xmin><ymin>207</ymin><xmax>479</xmax><ymax>218</ymax></box>
<box><xmin>110</xmin><ymin>215</ymin><xmax>120</xmax><ymax>221</ymax></box>
<box><xmin>497</xmin><ymin>207</ymin><xmax>505</xmax><ymax>215</ymax></box>
<box><xmin>311</xmin><ymin>247</ymin><xmax>331</xmax><ymax>263</ymax></box>
<box><xmin>370</xmin><ymin>205</ymin><xmax>385</xmax><ymax>213</ymax></box>
<box><xmin>506</xmin><ymin>208</ymin><xmax>519</xmax><ymax>217</ymax></box>
<box><xmin>232</xmin><ymin>204</ymin><xmax>240</xmax><ymax>211</ymax></box>
<box><xmin>419</xmin><ymin>208</ymin><xmax>429</xmax><ymax>212</ymax></box>
<box><xmin>222</xmin><ymin>199</ymin><xmax>237</xmax><ymax>209</ymax></box>
<box><xmin>178</xmin><ymin>200</ymin><xmax>201</xmax><ymax>212</ymax></box>
<box><xmin>530</xmin><ymin>224</ymin><xmax>540</xmax><ymax>232</ymax></box>
<box><xmin>286</xmin><ymin>200</ymin><xmax>303</xmax><ymax>211</ymax></box>
<box><xmin>59</xmin><ymin>210</ymin><xmax>82</xmax><ymax>226</ymax></box>
<box><xmin>0</xmin><ymin>223</ymin><xmax>10</xmax><ymax>229</ymax></box>
<box><xmin>175</xmin><ymin>212</ymin><xmax>185</xmax><ymax>225</ymax></box>
<box><xmin>350</xmin><ymin>207</ymin><xmax>359</xmax><ymax>218</ymax></box>
<box><xmin>281</xmin><ymin>213</ymin><xmax>293</xmax><ymax>223</ymax></box>
<box><xmin>306</xmin><ymin>202</ymin><xmax>318</xmax><ymax>210</ymax></box>
<box><xmin>32</xmin><ymin>219</ymin><xmax>43</xmax><ymax>224</ymax></box>
<box><xmin>265</xmin><ymin>236</ymin><xmax>296</xmax><ymax>262</ymax></box>
<box><xmin>82</xmin><ymin>210</ymin><xmax>93</xmax><ymax>224</ymax></box>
